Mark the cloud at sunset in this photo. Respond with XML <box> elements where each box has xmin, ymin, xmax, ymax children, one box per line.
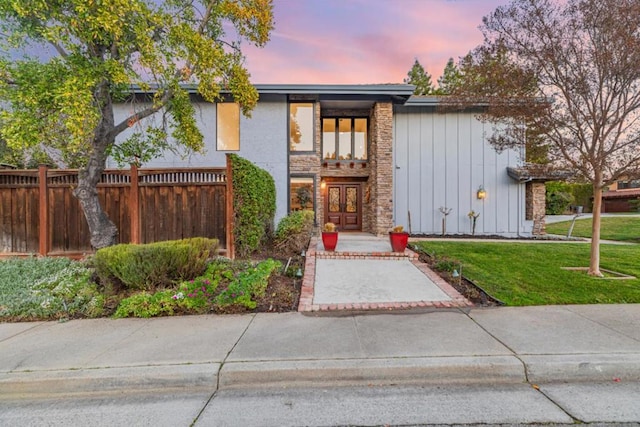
<box><xmin>243</xmin><ymin>0</ymin><xmax>509</xmax><ymax>84</ymax></box>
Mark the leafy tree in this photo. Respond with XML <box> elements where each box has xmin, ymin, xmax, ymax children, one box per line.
<box><xmin>450</xmin><ymin>0</ymin><xmax>640</xmax><ymax>276</ymax></box>
<box><xmin>0</xmin><ymin>0</ymin><xmax>274</xmax><ymax>248</ymax></box>
<box><xmin>404</xmin><ymin>59</ymin><xmax>435</xmax><ymax>95</ymax></box>
<box><xmin>435</xmin><ymin>58</ymin><xmax>462</xmax><ymax>95</ymax></box>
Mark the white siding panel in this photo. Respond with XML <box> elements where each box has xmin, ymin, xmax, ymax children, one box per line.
<box><xmin>431</xmin><ymin>113</ymin><xmax>447</xmax><ymax>234</ymax></box>
<box><xmin>394</xmin><ymin>107</ymin><xmax>525</xmax><ymax>237</ymax></box>
<box><xmin>407</xmin><ymin>111</ymin><xmax>422</xmax><ymax>231</ymax></box>
<box><xmin>419</xmin><ymin>110</ymin><xmax>434</xmax><ymax>233</ymax></box>
<box><xmin>445</xmin><ymin>114</ymin><xmax>460</xmax><ymax>232</ymax></box>
<box><xmin>393</xmin><ymin>112</ymin><xmax>409</xmax><ymax>229</ymax></box>
<box><xmin>457</xmin><ymin>114</ymin><xmax>473</xmax><ymax>235</ymax></box>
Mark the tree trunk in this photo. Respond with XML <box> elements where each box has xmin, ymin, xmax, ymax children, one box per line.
<box><xmin>74</xmin><ymin>160</ymin><xmax>118</xmax><ymax>249</ymax></box>
<box><xmin>73</xmin><ymin>79</ymin><xmax>118</xmax><ymax>249</ymax></box>
<box><xmin>588</xmin><ymin>184</ymin><xmax>603</xmax><ymax>277</ymax></box>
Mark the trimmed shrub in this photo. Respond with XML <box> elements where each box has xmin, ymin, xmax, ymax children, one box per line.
<box><xmin>274</xmin><ymin>210</ymin><xmax>315</xmax><ymax>255</ymax></box>
<box><xmin>228</xmin><ymin>154</ymin><xmax>276</xmax><ymax>257</ymax></box>
<box><xmin>570</xmin><ymin>183</ymin><xmax>593</xmax><ymax>212</ymax></box>
<box><xmin>546</xmin><ymin>181</ymin><xmax>594</xmax><ymax>214</ymax></box>
<box><xmin>546</xmin><ymin>182</ymin><xmax>574</xmax><ymax>214</ymax></box>
<box><xmin>93</xmin><ymin>237</ymin><xmax>219</xmax><ymax>291</ymax></box>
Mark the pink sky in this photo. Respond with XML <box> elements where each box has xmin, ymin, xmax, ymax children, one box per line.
<box><xmin>243</xmin><ymin>0</ymin><xmax>510</xmax><ymax>84</ymax></box>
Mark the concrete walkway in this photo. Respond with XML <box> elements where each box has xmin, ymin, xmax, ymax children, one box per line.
<box><xmin>1</xmin><ymin>305</ymin><xmax>640</xmax><ymax>397</ymax></box>
<box><xmin>297</xmin><ymin>233</ymin><xmax>472</xmax><ymax>312</ymax></box>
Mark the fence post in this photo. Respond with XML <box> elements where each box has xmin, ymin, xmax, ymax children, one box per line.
<box><xmin>130</xmin><ymin>163</ymin><xmax>140</xmax><ymax>244</ymax></box>
<box><xmin>225</xmin><ymin>154</ymin><xmax>235</xmax><ymax>259</ymax></box>
<box><xmin>38</xmin><ymin>165</ymin><xmax>49</xmax><ymax>256</ymax></box>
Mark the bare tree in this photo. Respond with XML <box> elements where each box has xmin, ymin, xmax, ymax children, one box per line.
<box><xmin>452</xmin><ymin>0</ymin><xmax>640</xmax><ymax>276</ymax></box>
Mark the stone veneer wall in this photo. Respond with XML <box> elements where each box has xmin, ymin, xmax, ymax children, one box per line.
<box><xmin>526</xmin><ymin>182</ymin><xmax>546</xmax><ymax>235</ymax></box>
<box><xmin>288</xmin><ymin>100</ymin><xmax>394</xmax><ymax>234</ymax></box>
<box><xmin>367</xmin><ymin>102</ymin><xmax>394</xmax><ymax>235</ymax></box>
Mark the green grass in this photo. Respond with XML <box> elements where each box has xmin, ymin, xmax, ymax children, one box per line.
<box><xmin>546</xmin><ymin>216</ymin><xmax>640</xmax><ymax>242</ymax></box>
<box><xmin>413</xmin><ymin>241</ymin><xmax>640</xmax><ymax>306</ymax></box>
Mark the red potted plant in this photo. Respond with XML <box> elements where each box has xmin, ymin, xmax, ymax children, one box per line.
<box><xmin>321</xmin><ymin>222</ymin><xmax>338</xmax><ymax>251</ymax></box>
<box><xmin>389</xmin><ymin>225</ymin><xmax>409</xmax><ymax>252</ymax></box>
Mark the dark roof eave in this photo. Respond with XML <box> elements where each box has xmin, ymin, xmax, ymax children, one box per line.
<box><xmin>129</xmin><ymin>83</ymin><xmax>415</xmax><ymax>99</ymax></box>
<box><xmin>507</xmin><ymin>165</ymin><xmax>574</xmax><ymax>182</ymax></box>
<box><xmin>405</xmin><ymin>95</ymin><xmax>550</xmax><ymax>107</ymax></box>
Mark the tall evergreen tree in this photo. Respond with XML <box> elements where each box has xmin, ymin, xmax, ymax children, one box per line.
<box><xmin>404</xmin><ymin>59</ymin><xmax>435</xmax><ymax>95</ymax></box>
<box><xmin>435</xmin><ymin>58</ymin><xmax>462</xmax><ymax>95</ymax></box>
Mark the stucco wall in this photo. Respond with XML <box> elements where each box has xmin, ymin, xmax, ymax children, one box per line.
<box><xmin>393</xmin><ymin>106</ymin><xmax>527</xmax><ymax>237</ymax></box>
<box><xmin>112</xmin><ymin>96</ymin><xmax>289</xmax><ymax>224</ymax></box>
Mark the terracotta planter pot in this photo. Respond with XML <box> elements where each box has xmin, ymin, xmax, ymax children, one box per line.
<box><xmin>389</xmin><ymin>232</ymin><xmax>409</xmax><ymax>252</ymax></box>
<box><xmin>322</xmin><ymin>231</ymin><xmax>338</xmax><ymax>251</ymax></box>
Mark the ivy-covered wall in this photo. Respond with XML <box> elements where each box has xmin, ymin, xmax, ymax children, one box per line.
<box><xmin>228</xmin><ymin>154</ymin><xmax>276</xmax><ymax>257</ymax></box>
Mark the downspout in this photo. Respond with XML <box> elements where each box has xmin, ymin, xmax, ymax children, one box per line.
<box><xmin>517</xmin><ymin>177</ymin><xmax>533</xmax><ymax>238</ymax></box>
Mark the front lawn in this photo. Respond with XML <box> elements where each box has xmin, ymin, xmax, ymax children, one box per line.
<box><xmin>546</xmin><ymin>216</ymin><xmax>640</xmax><ymax>242</ymax></box>
<box><xmin>413</xmin><ymin>241</ymin><xmax>640</xmax><ymax>306</ymax></box>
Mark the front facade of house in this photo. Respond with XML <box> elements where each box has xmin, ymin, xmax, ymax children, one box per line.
<box><xmin>112</xmin><ymin>84</ymin><xmax>539</xmax><ymax>237</ymax></box>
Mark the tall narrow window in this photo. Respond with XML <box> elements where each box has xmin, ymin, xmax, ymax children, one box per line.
<box><xmin>322</xmin><ymin>119</ymin><xmax>336</xmax><ymax>159</ymax></box>
<box><xmin>289</xmin><ymin>103</ymin><xmax>314</xmax><ymax>152</ymax></box>
<box><xmin>338</xmin><ymin>118</ymin><xmax>352</xmax><ymax>160</ymax></box>
<box><xmin>354</xmin><ymin>118</ymin><xmax>367</xmax><ymax>160</ymax></box>
<box><xmin>217</xmin><ymin>103</ymin><xmax>240</xmax><ymax>151</ymax></box>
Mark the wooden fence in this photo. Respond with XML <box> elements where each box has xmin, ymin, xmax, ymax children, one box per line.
<box><xmin>0</xmin><ymin>161</ymin><xmax>233</xmax><ymax>258</ymax></box>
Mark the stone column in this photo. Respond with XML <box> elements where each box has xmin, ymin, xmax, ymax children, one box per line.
<box><xmin>369</xmin><ymin>102</ymin><xmax>394</xmax><ymax>235</ymax></box>
<box><xmin>530</xmin><ymin>182</ymin><xmax>546</xmax><ymax>235</ymax></box>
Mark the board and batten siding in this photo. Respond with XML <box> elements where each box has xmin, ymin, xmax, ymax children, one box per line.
<box><xmin>393</xmin><ymin>106</ymin><xmax>530</xmax><ymax>237</ymax></box>
<box><xmin>112</xmin><ymin>96</ymin><xmax>289</xmax><ymax>223</ymax></box>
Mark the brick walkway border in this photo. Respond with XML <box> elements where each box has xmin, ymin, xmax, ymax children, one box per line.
<box><xmin>298</xmin><ymin>236</ymin><xmax>473</xmax><ymax>312</ymax></box>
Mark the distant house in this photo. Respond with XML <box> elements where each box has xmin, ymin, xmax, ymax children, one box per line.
<box><xmin>112</xmin><ymin>84</ymin><xmax>547</xmax><ymax>237</ymax></box>
<box><xmin>602</xmin><ymin>179</ymin><xmax>640</xmax><ymax>212</ymax></box>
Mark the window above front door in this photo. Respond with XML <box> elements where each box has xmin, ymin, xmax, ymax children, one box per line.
<box><xmin>322</xmin><ymin>117</ymin><xmax>368</xmax><ymax>161</ymax></box>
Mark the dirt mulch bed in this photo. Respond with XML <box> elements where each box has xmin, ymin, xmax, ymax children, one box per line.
<box><xmin>416</xmin><ymin>252</ymin><xmax>504</xmax><ymax>307</ymax></box>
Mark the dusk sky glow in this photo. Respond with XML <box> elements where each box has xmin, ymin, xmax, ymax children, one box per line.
<box><xmin>242</xmin><ymin>0</ymin><xmax>510</xmax><ymax>85</ymax></box>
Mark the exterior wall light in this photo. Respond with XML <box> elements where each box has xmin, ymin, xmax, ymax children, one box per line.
<box><xmin>477</xmin><ymin>186</ymin><xmax>487</xmax><ymax>200</ymax></box>
<box><xmin>320</xmin><ymin>180</ymin><xmax>326</xmax><ymax>190</ymax></box>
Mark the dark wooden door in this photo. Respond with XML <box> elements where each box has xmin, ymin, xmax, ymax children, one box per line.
<box><xmin>326</xmin><ymin>183</ymin><xmax>362</xmax><ymax>230</ymax></box>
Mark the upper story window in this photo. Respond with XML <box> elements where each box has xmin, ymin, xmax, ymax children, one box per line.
<box><xmin>289</xmin><ymin>103</ymin><xmax>314</xmax><ymax>152</ymax></box>
<box><xmin>322</xmin><ymin>117</ymin><xmax>368</xmax><ymax>160</ymax></box>
<box><xmin>618</xmin><ymin>179</ymin><xmax>640</xmax><ymax>189</ymax></box>
<box><xmin>217</xmin><ymin>103</ymin><xmax>240</xmax><ymax>151</ymax></box>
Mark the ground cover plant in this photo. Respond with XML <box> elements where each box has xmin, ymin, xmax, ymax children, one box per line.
<box><xmin>0</xmin><ymin>257</ymin><xmax>104</xmax><ymax>321</ymax></box>
<box><xmin>113</xmin><ymin>258</ymin><xmax>281</xmax><ymax>318</ymax></box>
<box><xmin>546</xmin><ymin>216</ymin><xmax>640</xmax><ymax>243</ymax></box>
<box><xmin>412</xmin><ymin>241</ymin><xmax>640</xmax><ymax>306</ymax></box>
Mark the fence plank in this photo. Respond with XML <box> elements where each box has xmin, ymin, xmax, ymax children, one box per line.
<box><xmin>0</xmin><ymin>167</ymin><xmax>228</xmax><ymax>255</ymax></box>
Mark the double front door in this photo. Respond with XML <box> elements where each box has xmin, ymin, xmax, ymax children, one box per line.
<box><xmin>325</xmin><ymin>183</ymin><xmax>362</xmax><ymax>231</ymax></box>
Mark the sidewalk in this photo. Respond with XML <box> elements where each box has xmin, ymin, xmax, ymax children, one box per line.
<box><xmin>1</xmin><ymin>304</ymin><xmax>639</xmax><ymax>397</ymax></box>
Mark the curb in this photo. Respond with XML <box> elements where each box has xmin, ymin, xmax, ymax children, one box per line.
<box><xmin>522</xmin><ymin>353</ymin><xmax>640</xmax><ymax>383</ymax></box>
<box><xmin>2</xmin><ymin>354</ymin><xmax>640</xmax><ymax>397</ymax></box>
<box><xmin>0</xmin><ymin>363</ymin><xmax>219</xmax><ymax>397</ymax></box>
<box><xmin>218</xmin><ymin>356</ymin><xmax>526</xmax><ymax>389</ymax></box>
